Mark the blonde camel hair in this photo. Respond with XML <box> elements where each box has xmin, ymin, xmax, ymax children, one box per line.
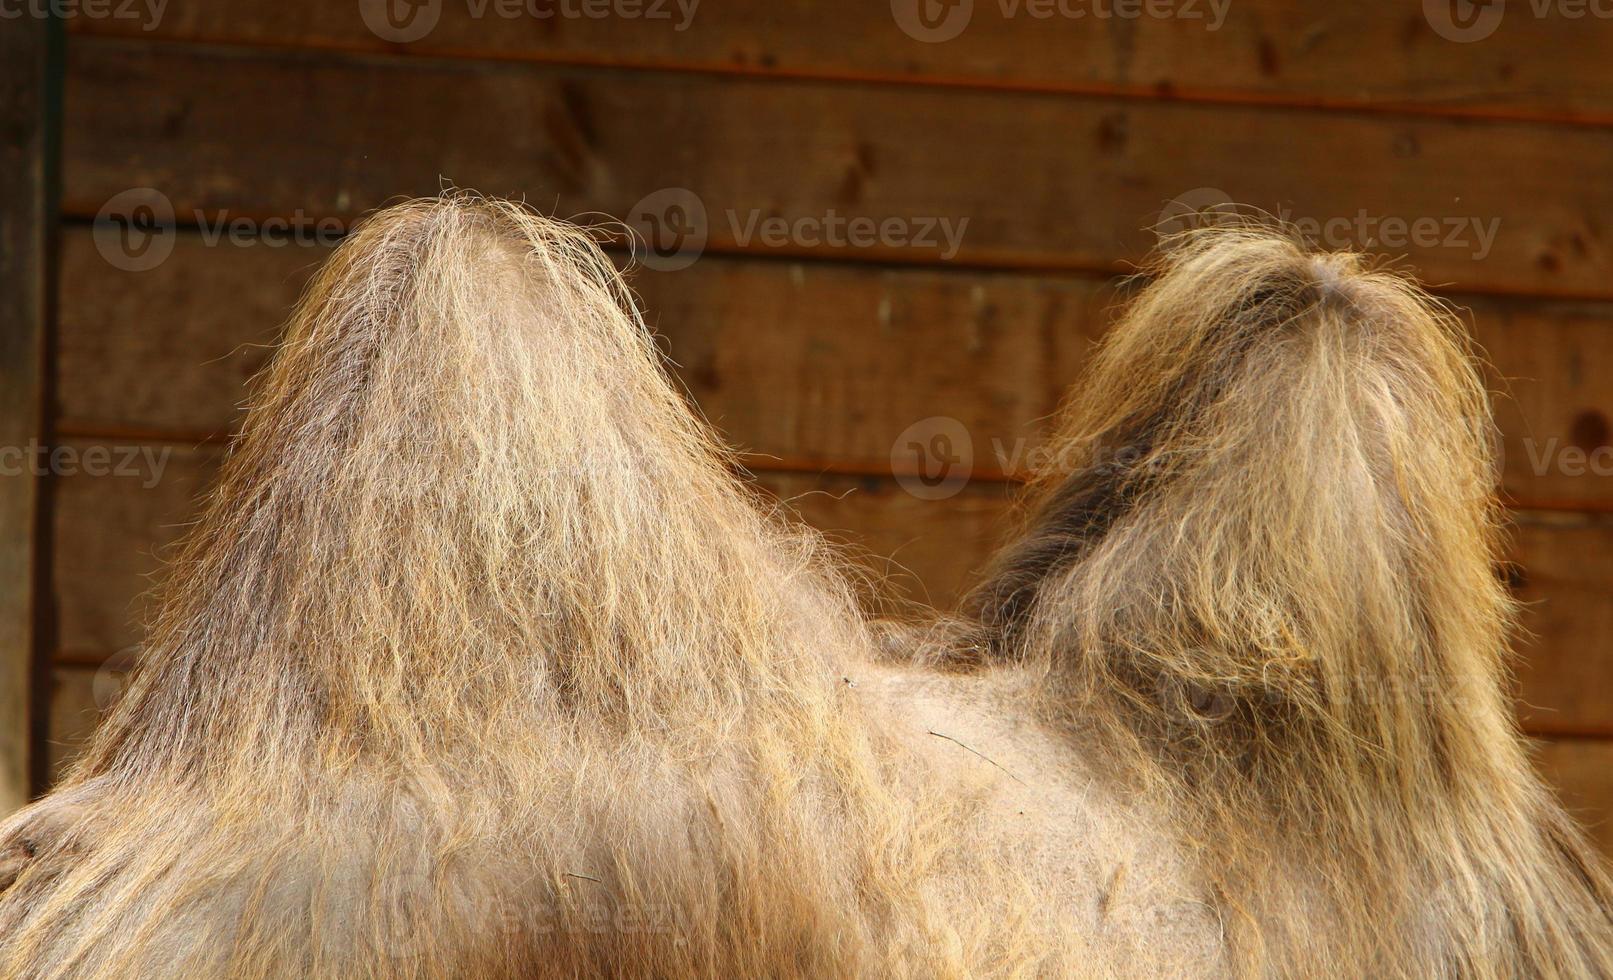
<box><xmin>0</xmin><ymin>197</ymin><xmax>1608</xmax><ymax>977</ymax></box>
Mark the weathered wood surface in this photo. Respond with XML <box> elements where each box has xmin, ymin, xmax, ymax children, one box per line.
<box><xmin>44</xmin><ymin>434</ymin><xmax>1613</xmax><ymax>734</ymax></box>
<box><xmin>1534</xmin><ymin>738</ymin><xmax>1613</xmax><ymax>858</ymax></box>
<box><xmin>1512</xmin><ymin>514</ymin><xmax>1613</xmax><ymax>735</ymax></box>
<box><xmin>62</xmin><ymin>39</ymin><xmax>1613</xmax><ymax>299</ymax></box>
<box><xmin>67</xmin><ymin>0</ymin><xmax>1613</xmax><ymax>123</ymax></box>
<box><xmin>0</xmin><ymin>18</ymin><xmax>53</xmax><ymax>814</ymax></box>
<box><xmin>50</xmin><ymin>441</ymin><xmax>1013</xmax><ymax>661</ymax></box>
<box><xmin>57</xmin><ymin>230</ymin><xmax>1613</xmax><ymax>509</ymax></box>
<box><xmin>41</xmin><ymin>0</ymin><xmax>1613</xmax><ymax>880</ymax></box>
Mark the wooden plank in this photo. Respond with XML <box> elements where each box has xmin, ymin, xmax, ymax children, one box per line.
<box><xmin>51</xmin><ymin>441</ymin><xmax>219</xmax><ymax>660</ymax></box>
<box><xmin>55</xmin><ymin>230</ymin><xmax>1106</xmax><ymax>467</ymax></box>
<box><xmin>46</xmin><ymin>666</ymin><xmax>101</xmax><ymax>784</ymax></box>
<box><xmin>46</xmin><ymin>435</ymin><xmax>1613</xmax><ymax>734</ymax></box>
<box><xmin>635</xmin><ymin>262</ymin><xmax>1103</xmax><ymax>476</ymax></box>
<box><xmin>1480</xmin><ymin>300</ymin><xmax>1613</xmax><ymax>510</ymax></box>
<box><xmin>1534</xmin><ymin>738</ymin><xmax>1613</xmax><ymax>859</ymax></box>
<box><xmin>66</xmin><ymin>0</ymin><xmax>1613</xmax><ymax>124</ymax></box>
<box><xmin>62</xmin><ymin>38</ymin><xmax>1613</xmax><ymax>300</ymax></box>
<box><xmin>55</xmin><ymin>232</ymin><xmax>317</xmax><ymax>440</ymax></box>
<box><xmin>0</xmin><ymin>18</ymin><xmax>53</xmax><ymax>814</ymax></box>
<box><xmin>56</xmin><ymin>229</ymin><xmax>1613</xmax><ymax>509</ymax></box>
<box><xmin>759</xmin><ymin>471</ymin><xmax>1015</xmax><ymax>611</ymax></box>
<box><xmin>51</xmin><ymin>440</ymin><xmax>1015</xmax><ymax>661</ymax></box>
<box><xmin>1512</xmin><ymin>514</ymin><xmax>1613</xmax><ymax>736</ymax></box>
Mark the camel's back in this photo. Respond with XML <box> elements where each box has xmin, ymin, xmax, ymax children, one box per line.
<box><xmin>856</xmin><ymin>661</ymin><xmax>1229</xmax><ymax>978</ymax></box>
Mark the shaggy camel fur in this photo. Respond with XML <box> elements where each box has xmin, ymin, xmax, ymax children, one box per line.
<box><xmin>0</xmin><ymin>198</ymin><xmax>1609</xmax><ymax>977</ymax></box>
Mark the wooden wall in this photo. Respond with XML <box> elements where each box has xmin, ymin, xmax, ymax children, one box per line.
<box><xmin>35</xmin><ymin>3</ymin><xmax>1613</xmax><ymax>853</ymax></box>
<box><xmin>0</xmin><ymin>16</ymin><xmax>54</xmax><ymax>814</ymax></box>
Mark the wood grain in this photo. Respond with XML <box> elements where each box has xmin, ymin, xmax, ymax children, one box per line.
<box><xmin>50</xmin><ymin>441</ymin><xmax>1015</xmax><ymax>660</ymax></box>
<box><xmin>46</xmin><ymin>666</ymin><xmax>102</xmax><ymax>783</ymax></box>
<box><xmin>1513</xmin><ymin>514</ymin><xmax>1613</xmax><ymax>735</ymax></box>
<box><xmin>55</xmin><ymin>230</ymin><xmax>1109</xmax><ymax>465</ymax></box>
<box><xmin>44</xmin><ymin>433</ymin><xmax>1613</xmax><ymax>735</ymax></box>
<box><xmin>0</xmin><ymin>20</ymin><xmax>52</xmax><ymax>814</ymax></box>
<box><xmin>1534</xmin><ymin>738</ymin><xmax>1613</xmax><ymax>859</ymax></box>
<box><xmin>66</xmin><ymin>0</ymin><xmax>1613</xmax><ymax>124</ymax></box>
<box><xmin>1480</xmin><ymin>300</ymin><xmax>1613</xmax><ymax>510</ymax></box>
<box><xmin>56</xmin><ymin>230</ymin><xmax>1613</xmax><ymax>508</ymax></box>
<box><xmin>61</xmin><ymin>39</ymin><xmax>1613</xmax><ymax>299</ymax></box>
<box><xmin>55</xmin><ymin>232</ymin><xmax>316</xmax><ymax>440</ymax></box>
<box><xmin>51</xmin><ymin>442</ymin><xmax>220</xmax><ymax>660</ymax></box>
<box><xmin>759</xmin><ymin>471</ymin><xmax>1015</xmax><ymax>610</ymax></box>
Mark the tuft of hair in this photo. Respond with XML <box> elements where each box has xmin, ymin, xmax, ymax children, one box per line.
<box><xmin>5</xmin><ymin>201</ymin><xmax>1608</xmax><ymax>978</ymax></box>
<box><xmin>0</xmin><ymin>196</ymin><xmax>997</xmax><ymax>978</ymax></box>
<box><xmin>968</xmin><ymin>223</ymin><xmax>1613</xmax><ymax>976</ymax></box>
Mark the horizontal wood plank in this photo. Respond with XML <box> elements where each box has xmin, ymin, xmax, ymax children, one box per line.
<box><xmin>56</xmin><ymin>229</ymin><xmax>1613</xmax><ymax>508</ymax></box>
<box><xmin>1533</xmin><ymin>738</ymin><xmax>1613</xmax><ymax>859</ymax></box>
<box><xmin>1482</xmin><ymin>301</ymin><xmax>1613</xmax><ymax>509</ymax></box>
<box><xmin>66</xmin><ymin>0</ymin><xmax>1613</xmax><ymax>124</ymax></box>
<box><xmin>47</xmin><ymin>666</ymin><xmax>100</xmax><ymax>783</ymax></box>
<box><xmin>762</xmin><ymin>471</ymin><xmax>1015</xmax><ymax>611</ymax></box>
<box><xmin>55</xmin><ymin>234</ymin><xmax>313</xmax><ymax>439</ymax></box>
<box><xmin>1513</xmin><ymin>515</ymin><xmax>1613</xmax><ymax>735</ymax></box>
<box><xmin>50</xmin><ymin>441</ymin><xmax>1014</xmax><ymax>659</ymax></box>
<box><xmin>45</xmin><ymin>435</ymin><xmax>1613</xmax><ymax>733</ymax></box>
<box><xmin>55</xmin><ymin>230</ymin><xmax>1106</xmax><ymax>467</ymax></box>
<box><xmin>51</xmin><ymin>442</ymin><xmax>221</xmax><ymax>660</ymax></box>
<box><xmin>63</xmin><ymin>38</ymin><xmax>1613</xmax><ymax>299</ymax></box>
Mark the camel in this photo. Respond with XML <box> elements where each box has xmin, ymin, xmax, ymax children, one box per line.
<box><xmin>1</xmin><ymin>196</ymin><xmax>1608</xmax><ymax>977</ymax></box>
